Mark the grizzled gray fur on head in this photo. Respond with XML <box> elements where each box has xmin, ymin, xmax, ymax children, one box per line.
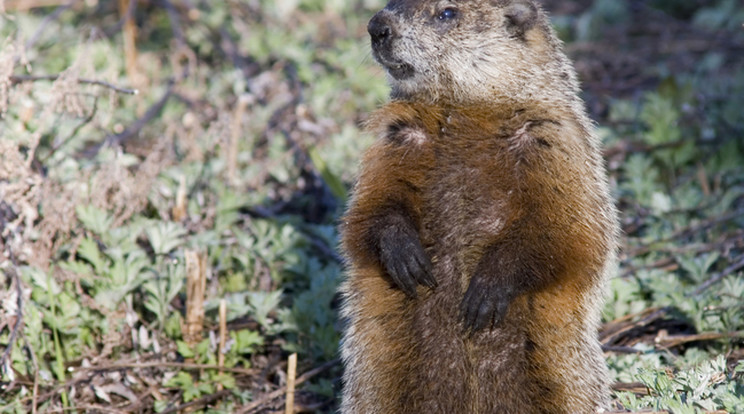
<box><xmin>367</xmin><ymin>0</ymin><xmax>581</xmax><ymax>106</ymax></box>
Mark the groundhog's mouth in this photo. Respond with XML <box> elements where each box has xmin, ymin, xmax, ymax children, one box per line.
<box><xmin>374</xmin><ymin>54</ymin><xmax>415</xmax><ymax>80</ymax></box>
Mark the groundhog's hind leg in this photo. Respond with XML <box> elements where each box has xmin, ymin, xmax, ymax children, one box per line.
<box><xmin>340</xmin><ymin>267</ymin><xmax>475</xmax><ymax>414</ymax></box>
<box><xmin>339</xmin><ymin>270</ymin><xmax>421</xmax><ymax>414</ymax></box>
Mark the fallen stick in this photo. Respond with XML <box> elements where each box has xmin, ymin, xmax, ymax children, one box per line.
<box><xmin>9</xmin><ymin>74</ymin><xmax>138</xmax><ymax>95</ymax></box>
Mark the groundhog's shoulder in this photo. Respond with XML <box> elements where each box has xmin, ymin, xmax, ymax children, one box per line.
<box><xmin>363</xmin><ymin>101</ymin><xmax>441</xmax><ymax>138</ymax></box>
<box><xmin>366</xmin><ymin>99</ymin><xmax>589</xmax><ymax>149</ymax></box>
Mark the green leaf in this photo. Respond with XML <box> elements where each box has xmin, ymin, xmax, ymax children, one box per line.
<box><xmin>145</xmin><ymin>221</ymin><xmax>187</xmax><ymax>255</ymax></box>
<box><xmin>735</xmin><ymin>360</ymin><xmax>744</xmax><ymax>374</ymax></box>
<box><xmin>247</xmin><ymin>290</ymin><xmax>283</xmax><ymax>329</ymax></box>
<box><xmin>143</xmin><ymin>260</ymin><xmax>185</xmax><ymax>327</ymax></box>
<box><xmin>211</xmin><ymin>373</ymin><xmax>236</xmax><ymax>390</ymax></box>
<box><xmin>176</xmin><ymin>341</ymin><xmax>196</xmax><ymax>359</ymax></box>
<box><xmin>154</xmin><ymin>400</ymin><xmax>169</xmax><ymax>413</ymax></box>
<box><xmin>165</xmin><ymin>313</ymin><xmax>182</xmax><ymax>339</ymax></box>
<box><xmin>24</xmin><ymin>267</ymin><xmax>61</xmax><ymax>296</ymax></box>
<box><xmin>76</xmin><ymin>205</ymin><xmax>113</xmax><ymax>235</ymax></box>
<box><xmin>308</xmin><ymin>145</ymin><xmax>347</xmax><ymax>202</ymax></box>
<box><xmin>77</xmin><ymin>237</ymin><xmax>107</xmax><ymax>275</ymax></box>
<box><xmin>232</xmin><ymin>329</ymin><xmax>264</xmax><ymax>355</ymax></box>
<box><xmin>678</xmin><ymin>252</ymin><xmax>720</xmax><ymax>284</ymax></box>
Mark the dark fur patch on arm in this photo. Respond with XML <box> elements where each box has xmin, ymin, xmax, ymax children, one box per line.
<box><xmin>363</xmin><ymin>203</ymin><xmax>436</xmax><ymax>297</ymax></box>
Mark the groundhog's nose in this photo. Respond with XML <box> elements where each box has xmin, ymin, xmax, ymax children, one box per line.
<box><xmin>368</xmin><ymin>13</ymin><xmax>392</xmax><ymax>47</ymax></box>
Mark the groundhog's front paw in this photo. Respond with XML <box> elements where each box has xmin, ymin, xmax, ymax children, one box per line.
<box><xmin>378</xmin><ymin>224</ymin><xmax>436</xmax><ymax>298</ymax></box>
<box><xmin>460</xmin><ymin>274</ymin><xmax>514</xmax><ymax>333</ymax></box>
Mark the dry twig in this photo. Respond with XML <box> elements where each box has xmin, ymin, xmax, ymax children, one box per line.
<box><xmin>76</xmin><ymin>361</ymin><xmax>256</xmax><ymax>376</ymax></box>
<box><xmin>118</xmin><ymin>0</ymin><xmax>139</xmax><ymax>87</ymax></box>
<box><xmin>159</xmin><ymin>390</ymin><xmax>232</xmax><ymax>414</ymax></box>
<box><xmin>655</xmin><ymin>330</ymin><xmax>744</xmax><ymax>349</ymax></box>
<box><xmin>235</xmin><ymin>358</ymin><xmax>340</xmax><ymax>414</ymax></box>
<box><xmin>10</xmin><ymin>74</ymin><xmax>139</xmax><ymax>95</ymax></box>
<box><xmin>4</xmin><ymin>0</ymin><xmax>69</xmax><ymax>11</ymax></box>
<box><xmin>217</xmin><ymin>298</ymin><xmax>227</xmax><ymax>391</ymax></box>
<box><xmin>82</xmin><ymin>81</ymin><xmax>174</xmax><ymax>157</ymax></box>
<box><xmin>18</xmin><ymin>333</ymin><xmax>41</xmax><ymax>414</ymax></box>
<box><xmin>0</xmin><ymin>251</ymin><xmax>24</xmax><ymax>374</ymax></box>
<box><xmin>600</xmin><ymin>306</ymin><xmax>672</xmax><ymax>345</ymax></box>
<box><xmin>160</xmin><ymin>0</ymin><xmax>187</xmax><ymax>48</ymax></box>
<box><xmin>184</xmin><ymin>250</ymin><xmax>207</xmax><ymax>344</ymax></box>
<box><xmin>19</xmin><ymin>1</ymin><xmax>76</xmax><ymax>62</ymax></box>
<box><xmin>9</xmin><ymin>74</ymin><xmax>138</xmax><ymax>95</ymax></box>
<box><xmin>285</xmin><ymin>353</ymin><xmax>297</xmax><ymax>414</ymax></box>
<box><xmin>691</xmin><ymin>254</ymin><xmax>744</xmax><ymax>296</ymax></box>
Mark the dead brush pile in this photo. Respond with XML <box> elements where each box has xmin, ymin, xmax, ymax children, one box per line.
<box><xmin>0</xmin><ymin>1</ymin><xmax>361</xmax><ymax>412</ymax></box>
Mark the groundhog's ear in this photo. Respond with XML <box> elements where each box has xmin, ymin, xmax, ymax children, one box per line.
<box><xmin>503</xmin><ymin>0</ymin><xmax>537</xmax><ymax>38</ymax></box>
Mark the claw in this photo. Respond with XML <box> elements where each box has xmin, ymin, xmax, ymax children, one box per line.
<box><xmin>460</xmin><ymin>274</ymin><xmax>513</xmax><ymax>333</ymax></box>
<box><xmin>378</xmin><ymin>223</ymin><xmax>435</xmax><ymax>298</ymax></box>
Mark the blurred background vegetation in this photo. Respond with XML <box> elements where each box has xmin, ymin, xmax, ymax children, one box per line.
<box><xmin>0</xmin><ymin>0</ymin><xmax>742</xmax><ymax>412</ymax></box>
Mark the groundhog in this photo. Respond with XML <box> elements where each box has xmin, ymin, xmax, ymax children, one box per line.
<box><xmin>338</xmin><ymin>0</ymin><xmax>619</xmax><ymax>413</ymax></box>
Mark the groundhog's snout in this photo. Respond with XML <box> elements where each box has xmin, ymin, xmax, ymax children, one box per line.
<box><xmin>368</xmin><ymin>12</ymin><xmax>393</xmax><ymax>49</ymax></box>
<box><xmin>367</xmin><ymin>11</ymin><xmax>414</xmax><ymax>80</ymax></box>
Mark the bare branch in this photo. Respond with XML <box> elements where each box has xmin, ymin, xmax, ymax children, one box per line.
<box><xmin>9</xmin><ymin>74</ymin><xmax>138</xmax><ymax>95</ymax></box>
<box><xmin>38</xmin><ymin>95</ymin><xmax>99</xmax><ymax>165</ymax></box>
<box><xmin>160</xmin><ymin>0</ymin><xmax>186</xmax><ymax>48</ymax></box>
<box><xmin>23</xmin><ymin>2</ymin><xmax>75</xmax><ymax>53</ymax></box>
<box><xmin>102</xmin><ymin>81</ymin><xmax>173</xmax><ymax>146</ymax></box>
<box><xmin>691</xmin><ymin>254</ymin><xmax>744</xmax><ymax>296</ymax></box>
<box><xmin>21</xmin><ymin>333</ymin><xmax>40</xmax><ymax>414</ymax></box>
<box><xmin>76</xmin><ymin>361</ymin><xmax>256</xmax><ymax>376</ymax></box>
<box><xmin>235</xmin><ymin>358</ymin><xmax>340</xmax><ymax>414</ymax></box>
<box><xmin>0</xmin><ymin>249</ymin><xmax>24</xmax><ymax>373</ymax></box>
<box><xmin>158</xmin><ymin>390</ymin><xmax>232</xmax><ymax>414</ymax></box>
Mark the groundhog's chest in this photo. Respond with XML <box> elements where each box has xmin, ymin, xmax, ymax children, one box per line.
<box><xmin>420</xmin><ymin>135</ymin><xmax>517</xmax><ymax>260</ymax></box>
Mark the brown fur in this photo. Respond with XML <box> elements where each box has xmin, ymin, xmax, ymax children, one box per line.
<box><xmin>339</xmin><ymin>1</ymin><xmax>619</xmax><ymax>413</ymax></box>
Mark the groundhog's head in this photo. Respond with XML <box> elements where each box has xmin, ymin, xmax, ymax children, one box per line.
<box><xmin>368</xmin><ymin>0</ymin><xmax>578</xmax><ymax>104</ymax></box>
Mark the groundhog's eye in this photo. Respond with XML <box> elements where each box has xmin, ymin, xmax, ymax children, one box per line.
<box><xmin>438</xmin><ymin>7</ymin><xmax>457</xmax><ymax>21</ymax></box>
